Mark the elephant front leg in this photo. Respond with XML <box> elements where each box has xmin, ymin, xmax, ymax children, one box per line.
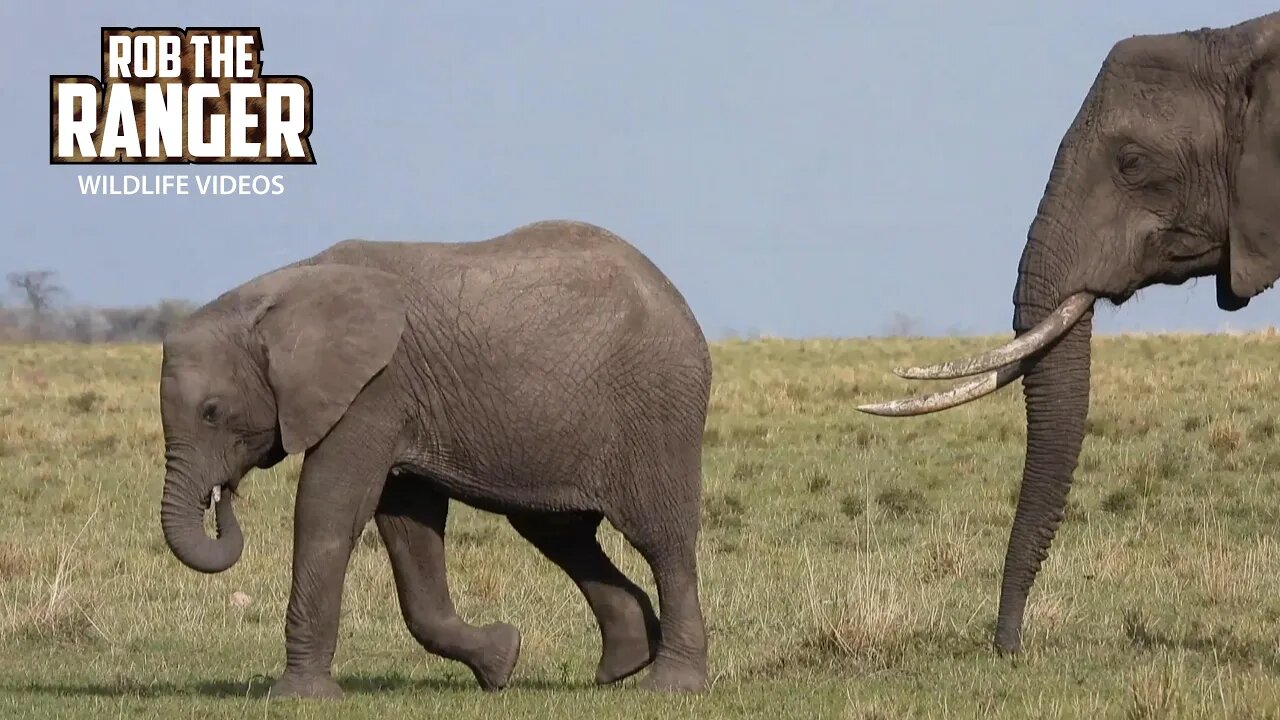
<box><xmin>269</xmin><ymin>431</ymin><xmax>395</xmax><ymax>700</ymax></box>
<box><xmin>376</xmin><ymin>474</ymin><xmax>522</xmax><ymax>690</ymax></box>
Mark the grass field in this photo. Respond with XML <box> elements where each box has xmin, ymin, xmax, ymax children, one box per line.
<box><xmin>4</xmin><ymin>335</ymin><xmax>1280</xmax><ymax>718</ymax></box>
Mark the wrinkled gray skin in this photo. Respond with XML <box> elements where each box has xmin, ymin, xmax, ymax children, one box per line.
<box><xmin>975</xmin><ymin>12</ymin><xmax>1280</xmax><ymax>653</ymax></box>
<box><xmin>159</xmin><ymin>220</ymin><xmax>712</xmax><ymax>699</ymax></box>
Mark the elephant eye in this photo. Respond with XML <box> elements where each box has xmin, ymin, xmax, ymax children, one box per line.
<box><xmin>1117</xmin><ymin>149</ymin><xmax>1146</xmax><ymax>177</ymax></box>
<box><xmin>200</xmin><ymin>399</ymin><xmax>221</xmax><ymax>425</ymax></box>
<box><xmin>1164</xmin><ymin>231</ymin><xmax>1212</xmax><ymax>260</ymax></box>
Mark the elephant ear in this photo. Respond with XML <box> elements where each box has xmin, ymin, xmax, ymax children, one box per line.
<box><xmin>1228</xmin><ymin>55</ymin><xmax>1280</xmax><ymax>303</ymax></box>
<box><xmin>250</xmin><ymin>265</ymin><xmax>406</xmax><ymax>454</ymax></box>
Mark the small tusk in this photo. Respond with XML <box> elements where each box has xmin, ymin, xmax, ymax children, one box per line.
<box><xmin>857</xmin><ymin>364</ymin><xmax>1024</xmax><ymax>417</ymax></box>
<box><xmin>210</xmin><ymin>485</ymin><xmax>221</xmax><ymax>511</ymax></box>
<box><xmin>893</xmin><ymin>293</ymin><xmax>1094</xmax><ymax>380</ymax></box>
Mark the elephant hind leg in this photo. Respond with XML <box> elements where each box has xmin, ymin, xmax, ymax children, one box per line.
<box><xmin>609</xmin><ymin>468</ymin><xmax>709</xmax><ymax>693</ymax></box>
<box><xmin>507</xmin><ymin>511</ymin><xmax>660</xmax><ymax>685</ymax></box>
<box><xmin>376</xmin><ymin>475</ymin><xmax>521</xmax><ymax>691</ymax></box>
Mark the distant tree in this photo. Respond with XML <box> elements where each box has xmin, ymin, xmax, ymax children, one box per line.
<box><xmin>7</xmin><ymin>270</ymin><xmax>65</xmax><ymax>340</ymax></box>
<box><xmin>152</xmin><ymin>299</ymin><xmax>196</xmax><ymax>339</ymax></box>
<box><xmin>0</xmin><ymin>269</ymin><xmax>198</xmax><ymax>344</ymax></box>
<box><xmin>96</xmin><ymin>300</ymin><xmax>196</xmax><ymax>342</ymax></box>
<box><xmin>100</xmin><ymin>308</ymin><xmax>146</xmax><ymax>341</ymax></box>
<box><xmin>0</xmin><ymin>302</ymin><xmax>16</xmax><ymax>343</ymax></box>
<box><xmin>66</xmin><ymin>308</ymin><xmax>110</xmax><ymax>343</ymax></box>
<box><xmin>7</xmin><ymin>270</ymin><xmax>64</xmax><ymax>315</ymax></box>
<box><xmin>882</xmin><ymin>311</ymin><xmax>922</xmax><ymax>337</ymax></box>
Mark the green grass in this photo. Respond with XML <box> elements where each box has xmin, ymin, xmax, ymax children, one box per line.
<box><xmin>4</xmin><ymin>334</ymin><xmax>1280</xmax><ymax>717</ymax></box>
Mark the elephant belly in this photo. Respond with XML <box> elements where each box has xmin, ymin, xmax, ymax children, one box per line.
<box><xmin>390</xmin><ymin>455</ymin><xmax>595</xmax><ymax>516</ymax></box>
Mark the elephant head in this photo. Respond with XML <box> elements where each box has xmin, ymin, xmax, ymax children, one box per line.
<box><xmin>860</xmin><ymin>12</ymin><xmax>1280</xmax><ymax>652</ymax></box>
<box><xmin>159</xmin><ymin>264</ymin><xmax>405</xmax><ymax>574</ymax></box>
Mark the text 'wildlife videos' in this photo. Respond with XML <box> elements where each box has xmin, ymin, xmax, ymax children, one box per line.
<box><xmin>76</xmin><ymin>174</ymin><xmax>286</xmax><ymax>196</ymax></box>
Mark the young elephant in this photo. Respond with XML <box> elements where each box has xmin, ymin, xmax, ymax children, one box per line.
<box><xmin>157</xmin><ymin>220</ymin><xmax>712</xmax><ymax>698</ymax></box>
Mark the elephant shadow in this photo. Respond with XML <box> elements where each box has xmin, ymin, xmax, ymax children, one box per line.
<box><xmin>5</xmin><ymin>673</ymin><xmax>588</xmax><ymax>699</ymax></box>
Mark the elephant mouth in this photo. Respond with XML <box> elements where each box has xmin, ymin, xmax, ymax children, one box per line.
<box><xmin>1103</xmin><ymin>288</ymin><xmax>1136</xmax><ymax>306</ymax></box>
<box><xmin>253</xmin><ymin>431</ymin><xmax>288</xmax><ymax>470</ymax></box>
<box><xmin>205</xmin><ymin>479</ymin><xmax>241</xmax><ymax>510</ymax></box>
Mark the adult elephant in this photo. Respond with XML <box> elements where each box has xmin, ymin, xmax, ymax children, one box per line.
<box><xmin>860</xmin><ymin>11</ymin><xmax>1280</xmax><ymax>654</ymax></box>
<box><xmin>158</xmin><ymin>220</ymin><xmax>712</xmax><ymax>698</ymax></box>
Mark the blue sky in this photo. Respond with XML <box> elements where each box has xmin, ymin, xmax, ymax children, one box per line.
<box><xmin>3</xmin><ymin>1</ymin><xmax>1279</xmax><ymax>338</ymax></box>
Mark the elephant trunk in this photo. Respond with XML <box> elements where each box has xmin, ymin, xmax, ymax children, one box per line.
<box><xmin>160</xmin><ymin>458</ymin><xmax>243</xmax><ymax>574</ymax></box>
<box><xmin>993</xmin><ymin>225</ymin><xmax>1093</xmax><ymax>653</ymax></box>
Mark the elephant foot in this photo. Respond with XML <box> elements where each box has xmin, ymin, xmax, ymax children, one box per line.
<box><xmin>595</xmin><ymin>617</ymin><xmax>660</xmax><ymax>685</ymax></box>
<box><xmin>993</xmin><ymin>627</ymin><xmax>1023</xmax><ymax>656</ymax></box>
<box><xmin>469</xmin><ymin>622</ymin><xmax>522</xmax><ymax>691</ymax></box>
<box><xmin>637</xmin><ymin>659</ymin><xmax>708</xmax><ymax>693</ymax></box>
<box><xmin>595</xmin><ymin>641</ymin><xmax>656</xmax><ymax>685</ymax></box>
<box><xmin>268</xmin><ymin>672</ymin><xmax>344</xmax><ymax>700</ymax></box>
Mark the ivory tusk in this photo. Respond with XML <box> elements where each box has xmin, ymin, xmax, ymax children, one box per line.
<box><xmin>857</xmin><ymin>364</ymin><xmax>1025</xmax><ymax>417</ymax></box>
<box><xmin>893</xmin><ymin>293</ymin><xmax>1094</xmax><ymax>380</ymax></box>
